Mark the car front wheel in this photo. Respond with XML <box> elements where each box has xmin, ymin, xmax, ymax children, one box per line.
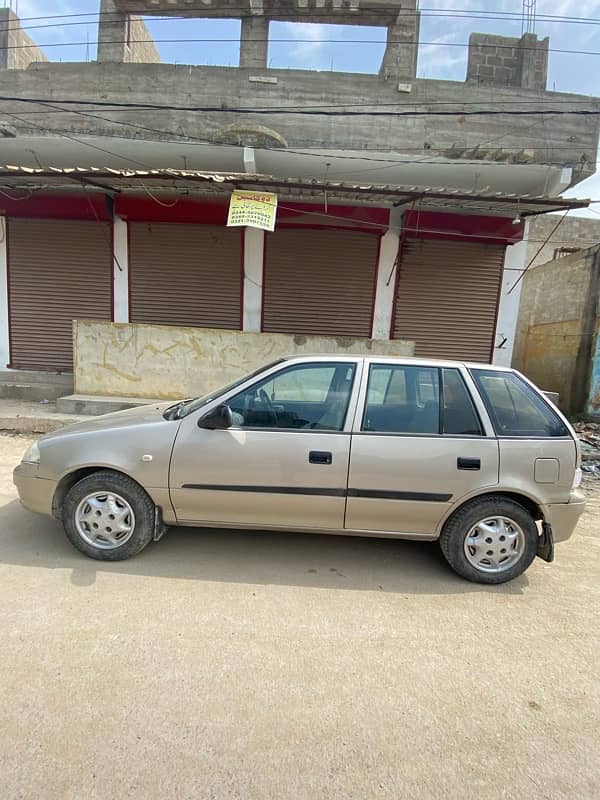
<box><xmin>439</xmin><ymin>496</ymin><xmax>539</xmax><ymax>584</ymax></box>
<box><xmin>62</xmin><ymin>471</ymin><xmax>155</xmax><ymax>561</ymax></box>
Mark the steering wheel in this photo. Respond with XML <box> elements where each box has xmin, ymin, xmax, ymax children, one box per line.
<box><xmin>259</xmin><ymin>389</ymin><xmax>279</xmax><ymax>425</ymax></box>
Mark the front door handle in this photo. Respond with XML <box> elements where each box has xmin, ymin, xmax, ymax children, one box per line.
<box><xmin>457</xmin><ymin>457</ymin><xmax>481</xmax><ymax>470</ymax></box>
<box><xmin>309</xmin><ymin>451</ymin><xmax>333</xmax><ymax>465</ymax></box>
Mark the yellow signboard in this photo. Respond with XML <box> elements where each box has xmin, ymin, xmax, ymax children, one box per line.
<box><xmin>227</xmin><ymin>190</ymin><xmax>278</xmax><ymax>232</ymax></box>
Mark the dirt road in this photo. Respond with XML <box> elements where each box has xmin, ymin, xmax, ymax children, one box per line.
<box><xmin>1</xmin><ymin>432</ymin><xmax>599</xmax><ymax>799</ymax></box>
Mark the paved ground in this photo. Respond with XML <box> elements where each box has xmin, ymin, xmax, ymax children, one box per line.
<box><xmin>1</xmin><ymin>432</ymin><xmax>599</xmax><ymax>800</ymax></box>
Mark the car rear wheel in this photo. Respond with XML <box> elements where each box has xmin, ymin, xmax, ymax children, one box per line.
<box><xmin>439</xmin><ymin>496</ymin><xmax>539</xmax><ymax>584</ymax></box>
<box><xmin>62</xmin><ymin>471</ymin><xmax>155</xmax><ymax>561</ymax></box>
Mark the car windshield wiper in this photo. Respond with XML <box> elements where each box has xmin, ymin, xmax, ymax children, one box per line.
<box><xmin>163</xmin><ymin>399</ymin><xmax>193</xmax><ymax>420</ymax></box>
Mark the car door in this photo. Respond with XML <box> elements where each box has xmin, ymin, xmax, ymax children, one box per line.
<box><xmin>169</xmin><ymin>359</ymin><xmax>361</xmax><ymax>529</ymax></box>
<box><xmin>345</xmin><ymin>362</ymin><xmax>500</xmax><ymax>536</ymax></box>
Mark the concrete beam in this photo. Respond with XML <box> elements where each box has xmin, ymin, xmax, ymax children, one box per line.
<box><xmin>2</xmin><ymin>63</ymin><xmax>597</xmax><ymax>187</ymax></box>
<box><xmin>113</xmin><ymin>0</ymin><xmax>411</xmax><ymax>26</ymax></box>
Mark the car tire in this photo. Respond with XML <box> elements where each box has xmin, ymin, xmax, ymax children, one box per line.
<box><xmin>439</xmin><ymin>496</ymin><xmax>539</xmax><ymax>584</ymax></box>
<box><xmin>62</xmin><ymin>471</ymin><xmax>155</xmax><ymax>561</ymax></box>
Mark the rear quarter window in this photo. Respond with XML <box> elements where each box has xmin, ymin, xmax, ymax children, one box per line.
<box><xmin>471</xmin><ymin>369</ymin><xmax>569</xmax><ymax>438</ymax></box>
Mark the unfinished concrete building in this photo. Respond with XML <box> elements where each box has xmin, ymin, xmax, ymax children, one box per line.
<box><xmin>0</xmin><ymin>1</ymin><xmax>597</xmax><ymax>402</ymax></box>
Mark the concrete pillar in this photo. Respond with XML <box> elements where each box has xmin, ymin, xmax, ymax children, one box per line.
<box><xmin>113</xmin><ymin>217</ymin><xmax>129</xmax><ymax>323</ymax></box>
<box><xmin>97</xmin><ymin>0</ymin><xmax>127</xmax><ymax>63</ymax></box>
<box><xmin>242</xmin><ymin>227</ymin><xmax>264</xmax><ymax>331</ymax></box>
<box><xmin>97</xmin><ymin>0</ymin><xmax>159</xmax><ymax>64</ymax></box>
<box><xmin>492</xmin><ymin>222</ymin><xmax>529</xmax><ymax>367</ymax></box>
<box><xmin>519</xmin><ymin>33</ymin><xmax>548</xmax><ymax>91</ymax></box>
<box><xmin>380</xmin><ymin>7</ymin><xmax>420</xmax><ymax>81</ymax></box>
<box><xmin>371</xmin><ymin>208</ymin><xmax>402</xmax><ymax>339</ymax></box>
<box><xmin>0</xmin><ymin>216</ymin><xmax>9</xmax><ymax>368</ymax></box>
<box><xmin>240</xmin><ymin>16</ymin><xmax>269</xmax><ymax>69</ymax></box>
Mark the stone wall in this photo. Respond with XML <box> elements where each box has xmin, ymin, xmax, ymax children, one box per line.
<box><xmin>73</xmin><ymin>320</ymin><xmax>415</xmax><ymax>400</ymax></box>
<box><xmin>466</xmin><ymin>32</ymin><xmax>548</xmax><ymax>91</ymax></box>
<box><xmin>0</xmin><ymin>9</ymin><xmax>47</xmax><ymax>70</ymax></box>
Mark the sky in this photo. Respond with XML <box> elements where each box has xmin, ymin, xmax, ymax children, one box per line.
<box><xmin>7</xmin><ymin>0</ymin><xmax>600</xmax><ymax>214</ymax></box>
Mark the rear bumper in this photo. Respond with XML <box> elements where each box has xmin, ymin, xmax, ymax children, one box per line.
<box><xmin>543</xmin><ymin>490</ymin><xmax>586</xmax><ymax>543</ymax></box>
<box><xmin>13</xmin><ymin>463</ymin><xmax>56</xmax><ymax>516</ymax></box>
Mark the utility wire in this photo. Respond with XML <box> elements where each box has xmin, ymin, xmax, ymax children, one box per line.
<box><xmin>3</xmin><ymin>36</ymin><xmax>600</xmax><ymax>57</ymax></box>
<box><xmin>2</xmin><ymin>95</ymin><xmax>600</xmax><ymax>117</ymax></box>
<box><xmin>7</xmin><ymin>99</ymin><xmax>600</xmax><ymax>111</ymax></box>
<box><xmin>507</xmin><ymin>211</ymin><xmax>571</xmax><ymax>294</ymax></box>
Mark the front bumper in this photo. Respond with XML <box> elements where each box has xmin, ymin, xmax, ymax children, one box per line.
<box><xmin>13</xmin><ymin>463</ymin><xmax>56</xmax><ymax>516</ymax></box>
<box><xmin>543</xmin><ymin>490</ymin><xmax>586</xmax><ymax>543</ymax></box>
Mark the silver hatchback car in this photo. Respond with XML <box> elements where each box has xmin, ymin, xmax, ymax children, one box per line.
<box><xmin>14</xmin><ymin>356</ymin><xmax>585</xmax><ymax>584</ymax></box>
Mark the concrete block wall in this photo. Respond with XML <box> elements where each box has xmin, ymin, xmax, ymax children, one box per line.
<box><xmin>73</xmin><ymin>321</ymin><xmax>415</xmax><ymax>400</ymax></box>
<box><xmin>0</xmin><ymin>9</ymin><xmax>47</xmax><ymax>70</ymax></box>
<box><xmin>513</xmin><ymin>246</ymin><xmax>599</xmax><ymax>413</ymax></box>
<box><xmin>526</xmin><ymin>216</ymin><xmax>600</xmax><ymax>269</ymax></box>
<box><xmin>467</xmin><ymin>32</ymin><xmax>548</xmax><ymax>91</ymax></box>
<box><xmin>97</xmin><ymin>0</ymin><xmax>160</xmax><ymax>64</ymax></box>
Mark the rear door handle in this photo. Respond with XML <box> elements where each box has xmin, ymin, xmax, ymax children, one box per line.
<box><xmin>457</xmin><ymin>457</ymin><xmax>480</xmax><ymax>470</ymax></box>
<box><xmin>309</xmin><ymin>451</ymin><xmax>333</xmax><ymax>465</ymax></box>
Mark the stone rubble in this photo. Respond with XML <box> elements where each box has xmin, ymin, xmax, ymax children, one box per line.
<box><xmin>574</xmin><ymin>421</ymin><xmax>600</xmax><ymax>478</ymax></box>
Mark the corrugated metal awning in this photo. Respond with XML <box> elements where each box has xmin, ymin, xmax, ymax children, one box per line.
<box><xmin>0</xmin><ymin>165</ymin><xmax>590</xmax><ymax>218</ymax></box>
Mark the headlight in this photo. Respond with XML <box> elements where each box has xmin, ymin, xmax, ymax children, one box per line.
<box><xmin>22</xmin><ymin>441</ymin><xmax>40</xmax><ymax>464</ymax></box>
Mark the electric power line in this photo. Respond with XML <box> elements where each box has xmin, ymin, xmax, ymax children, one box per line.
<box><xmin>508</xmin><ymin>210</ymin><xmax>571</xmax><ymax>293</ymax></box>
<box><xmin>1</xmin><ymin>94</ymin><xmax>600</xmax><ymax>117</ymax></box>
<box><xmin>3</xmin><ymin>36</ymin><xmax>600</xmax><ymax>57</ymax></box>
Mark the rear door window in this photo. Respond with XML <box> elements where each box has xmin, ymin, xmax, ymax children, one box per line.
<box><xmin>471</xmin><ymin>369</ymin><xmax>569</xmax><ymax>437</ymax></box>
<box><xmin>442</xmin><ymin>369</ymin><xmax>483</xmax><ymax>436</ymax></box>
<box><xmin>362</xmin><ymin>365</ymin><xmax>440</xmax><ymax>434</ymax></box>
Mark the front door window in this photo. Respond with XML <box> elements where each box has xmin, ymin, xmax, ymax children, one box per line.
<box><xmin>228</xmin><ymin>362</ymin><xmax>356</xmax><ymax>431</ymax></box>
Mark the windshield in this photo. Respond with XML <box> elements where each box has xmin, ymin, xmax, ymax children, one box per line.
<box><xmin>167</xmin><ymin>359</ymin><xmax>286</xmax><ymax>419</ymax></box>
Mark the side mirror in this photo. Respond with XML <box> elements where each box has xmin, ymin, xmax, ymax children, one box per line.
<box><xmin>198</xmin><ymin>404</ymin><xmax>233</xmax><ymax>430</ymax></box>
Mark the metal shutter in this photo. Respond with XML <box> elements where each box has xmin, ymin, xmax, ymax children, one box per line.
<box><xmin>393</xmin><ymin>239</ymin><xmax>505</xmax><ymax>362</ymax></box>
<box><xmin>129</xmin><ymin>223</ymin><xmax>241</xmax><ymax>329</ymax></box>
<box><xmin>7</xmin><ymin>219</ymin><xmax>112</xmax><ymax>371</ymax></box>
<box><xmin>263</xmin><ymin>229</ymin><xmax>378</xmax><ymax>337</ymax></box>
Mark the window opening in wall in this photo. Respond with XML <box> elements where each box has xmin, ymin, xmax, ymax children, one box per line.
<box><xmin>142</xmin><ymin>17</ymin><xmax>241</xmax><ymax>67</ymax></box>
<box><xmin>553</xmin><ymin>246</ymin><xmax>580</xmax><ymax>260</ymax></box>
<box><xmin>267</xmin><ymin>21</ymin><xmax>386</xmax><ymax>73</ymax></box>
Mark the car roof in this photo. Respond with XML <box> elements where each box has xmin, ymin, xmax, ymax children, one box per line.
<box><xmin>281</xmin><ymin>354</ymin><xmax>513</xmax><ymax>371</ymax></box>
